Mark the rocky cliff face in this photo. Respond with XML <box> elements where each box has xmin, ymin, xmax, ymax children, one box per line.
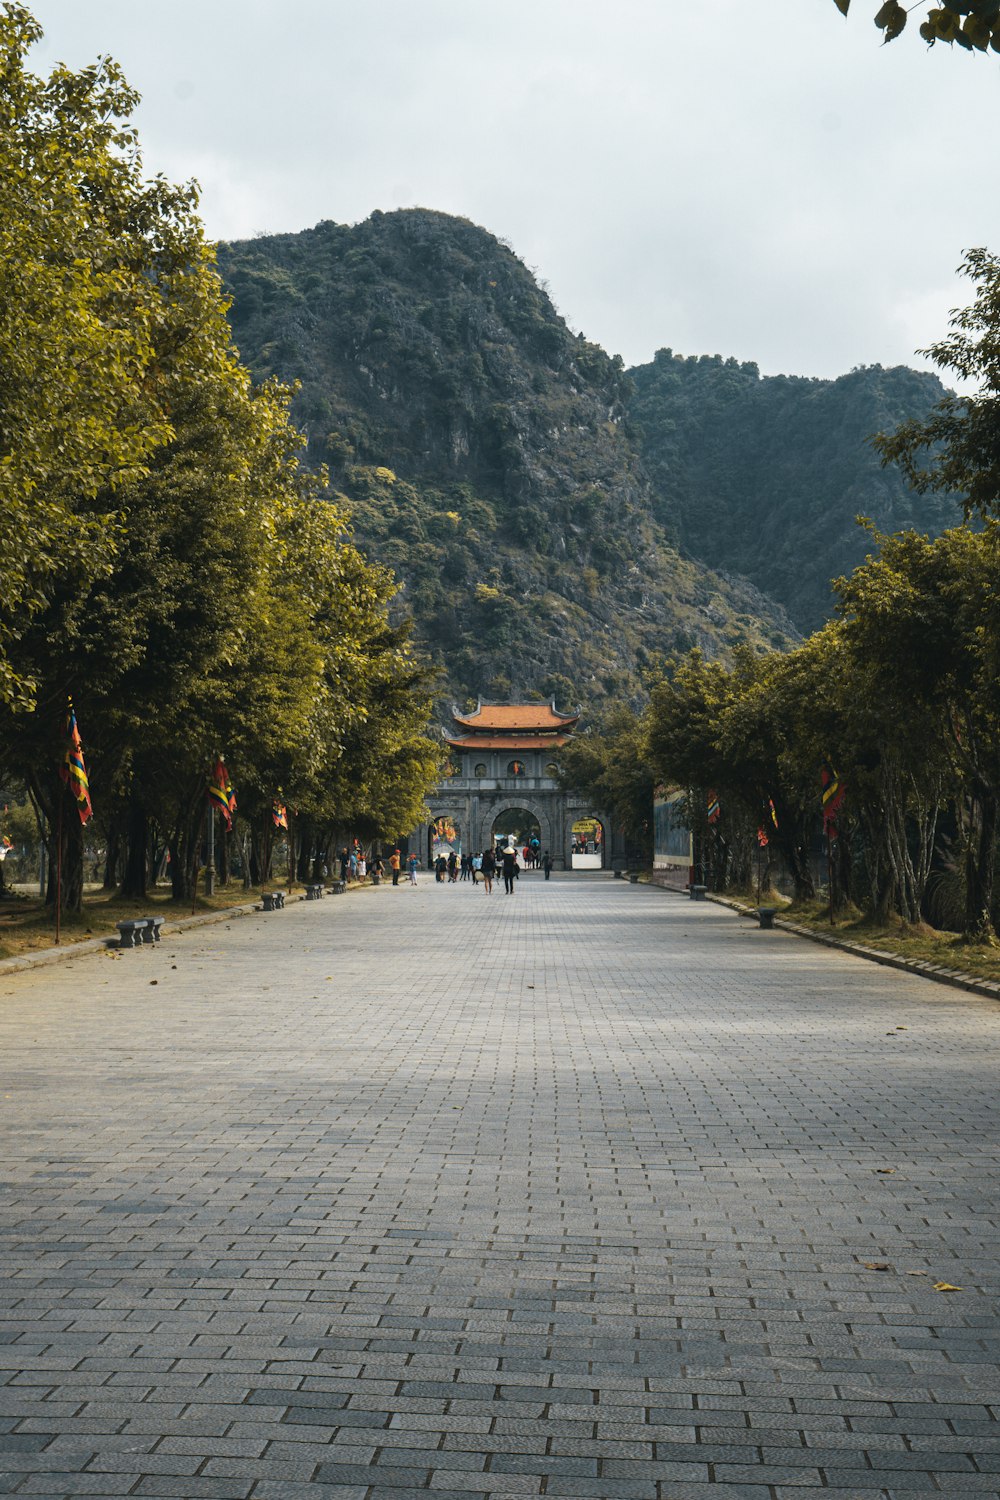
<box><xmin>217</xmin><ymin>210</ymin><xmax>797</xmax><ymax>706</ymax></box>
<box><xmin>629</xmin><ymin>350</ymin><xmax>962</xmax><ymax>632</ymax></box>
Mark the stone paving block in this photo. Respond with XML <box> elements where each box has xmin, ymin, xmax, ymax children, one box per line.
<box><xmin>1</xmin><ymin>878</ymin><xmax>999</xmax><ymax>1498</ymax></box>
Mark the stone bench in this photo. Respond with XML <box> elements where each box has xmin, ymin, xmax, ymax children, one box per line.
<box><xmin>305</xmin><ymin>884</ymin><xmax>324</xmax><ymax>900</ymax></box>
<box><xmin>261</xmin><ymin>891</ymin><xmax>285</xmax><ymax>911</ymax></box>
<box><xmin>756</xmin><ymin>906</ymin><xmax>779</xmax><ymax>929</ymax></box>
<box><xmin>689</xmin><ymin>884</ymin><xmax>708</xmax><ymax>901</ymax></box>
<box><xmin>330</xmin><ymin>879</ymin><xmax>347</xmax><ymax>895</ymax></box>
<box><xmin>116</xmin><ymin>916</ymin><xmax>164</xmax><ymax>949</ymax></box>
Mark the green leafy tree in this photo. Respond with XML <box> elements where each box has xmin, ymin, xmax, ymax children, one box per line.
<box><xmin>0</xmin><ymin>4</ymin><xmax>206</xmax><ymax>710</ymax></box>
<box><xmin>0</xmin><ymin>11</ymin><xmax>442</xmax><ymax>911</ymax></box>
<box><xmin>833</xmin><ymin>1</ymin><xmax>1000</xmax><ymax>52</ymax></box>
<box><xmin>556</xmin><ymin>705</ymin><xmax>656</xmax><ymax>861</ymax></box>
<box><xmin>836</xmin><ymin>524</ymin><xmax>1000</xmax><ymax>940</ymax></box>
<box><xmin>876</xmin><ymin>248</ymin><xmax>1000</xmax><ymax>517</ymax></box>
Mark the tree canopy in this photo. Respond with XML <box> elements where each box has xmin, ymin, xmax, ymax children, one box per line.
<box><xmin>0</xmin><ymin>5</ymin><xmax>442</xmax><ymax>912</ymax></box>
<box><xmin>834</xmin><ymin>1</ymin><xmax>1000</xmax><ymax>52</ymax></box>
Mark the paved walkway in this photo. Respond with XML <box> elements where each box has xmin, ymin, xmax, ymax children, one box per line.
<box><xmin>0</xmin><ymin>875</ymin><xmax>999</xmax><ymax>1500</ymax></box>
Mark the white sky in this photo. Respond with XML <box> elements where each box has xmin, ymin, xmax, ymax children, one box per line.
<box><xmin>26</xmin><ymin>0</ymin><xmax>1000</xmax><ymax>383</ymax></box>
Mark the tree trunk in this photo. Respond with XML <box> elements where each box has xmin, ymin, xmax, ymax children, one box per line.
<box><xmin>168</xmin><ymin>789</ymin><xmax>206</xmax><ymax>901</ymax></box>
<box><xmin>250</xmin><ymin>822</ymin><xmax>274</xmax><ymax>887</ymax></box>
<box><xmin>102</xmin><ymin>821</ymin><xmax>121</xmax><ymax>891</ymax></box>
<box><xmin>837</xmin><ymin>825</ymin><xmax>853</xmax><ymax>906</ymax></box>
<box><xmin>297</xmin><ymin>819</ymin><xmax>313</xmax><ymax>882</ymax></box>
<box><xmin>964</xmin><ymin>790</ymin><xmax>997</xmax><ymax>941</ymax></box>
<box><xmin>29</xmin><ymin>774</ymin><xmax>85</xmax><ymax>915</ymax></box>
<box><xmin>119</xmin><ymin>798</ymin><xmax>148</xmax><ymax>899</ymax></box>
<box><xmin>46</xmin><ymin>786</ymin><xmax>84</xmax><ymax>914</ymax></box>
<box><xmin>780</xmin><ymin>824</ymin><xmax>815</xmax><ymax>902</ymax></box>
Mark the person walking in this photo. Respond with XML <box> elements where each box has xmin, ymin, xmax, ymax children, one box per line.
<box><xmin>501</xmin><ymin>843</ymin><xmax>518</xmax><ymax>895</ymax></box>
<box><xmin>542</xmin><ymin>850</ymin><xmax>553</xmax><ymax>880</ymax></box>
<box><xmin>471</xmin><ymin>851</ymin><xmax>482</xmax><ymax>885</ymax></box>
<box><xmin>389</xmin><ymin>848</ymin><xmax>401</xmax><ymax>887</ymax></box>
<box><xmin>480</xmin><ymin>846</ymin><xmax>496</xmax><ymax>894</ymax></box>
<box><xmin>406</xmin><ymin>851</ymin><xmax>419</xmax><ymax>885</ymax></box>
<box><xmin>447</xmin><ymin>851</ymin><xmax>458</xmax><ymax>883</ymax></box>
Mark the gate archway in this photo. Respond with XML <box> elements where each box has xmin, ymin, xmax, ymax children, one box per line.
<box><xmin>477</xmin><ymin>800</ymin><xmax>553</xmax><ymax>861</ymax></box>
<box><xmin>491</xmin><ymin>807</ymin><xmax>542</xmax><ymax>866</ymax></box>
<box><xmin>571</xmin><ymin>814</ymin><xmax>605</xmax><ymax>869</ymax></box>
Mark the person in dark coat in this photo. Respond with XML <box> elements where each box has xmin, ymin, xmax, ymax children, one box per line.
<box><xmin>501</xmin><ymin>844</ymin><xmax>518</xmax><ymax>895</ymax></box>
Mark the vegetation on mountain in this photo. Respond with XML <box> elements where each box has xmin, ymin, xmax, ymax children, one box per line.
<box><xmin>628</xmin><ymin>351</ymin><xmax>963</xmax><ymax>633</ymax></box>
<box><xmin>217</xmin><ymin>211</ymin><xmax>798</xmax><ymax>709</ymax></box>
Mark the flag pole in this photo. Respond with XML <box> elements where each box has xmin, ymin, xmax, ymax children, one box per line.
<box><xmin>827</xmin><ymin>825</ymin><xmax>834</xmax><ymax>925</ymax></box>
<box><xmin>206</xmin><ymin>795</ymin><xmax>215</xmax><ymax>898</ymax></box>
<box><xmin>55</xmin><ymin>791</ymin><xmax>62</xmax><ymax>945</ymax></box>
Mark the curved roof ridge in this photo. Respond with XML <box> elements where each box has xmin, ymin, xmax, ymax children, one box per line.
<box><xmin>451</xmin><ymin>697</ymin><xmax>580</xmax><ymax>731</ymax></box>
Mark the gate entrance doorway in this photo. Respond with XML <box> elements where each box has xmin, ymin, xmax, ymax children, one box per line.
<box><xmin>491</xmin><ymin>808</ymin><xmax>541</xmax><ymax>867</ymax></box>
<box><xmin>571</xmin><ymin>815</ymin><xmax>605</xmax><ymax>869</ymax></box>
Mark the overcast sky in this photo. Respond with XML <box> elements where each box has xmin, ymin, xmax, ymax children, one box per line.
<box><xmin>27</xmin><ymin>1</ymin><xmax>1000</xmax><ymax>384</ymax></box>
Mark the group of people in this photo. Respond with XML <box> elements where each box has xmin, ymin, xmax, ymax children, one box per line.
<box><xmin>422</xmin><ymin>843</ymin><xmax>555</xmax><ymax>893</ymax></box>
<box><xmin>338</xmin><ymin>845</ymin><xmax>369</xmax><ymax>882</ymax></box>
<box><xmin>336</xmin><ymin>840</ymin><xmax>557</xmax><ymax>892</ymax></box>
<box><xmin>387</xmin><ymin>848</ymin><xmax>419</xmax><ymax>885</ymax></box>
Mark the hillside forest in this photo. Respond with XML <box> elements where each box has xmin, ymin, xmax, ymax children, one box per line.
<box><xmin>217</xmin><ymin>210</ymin><xmax>962</xmax><ymax>702</ymax></box>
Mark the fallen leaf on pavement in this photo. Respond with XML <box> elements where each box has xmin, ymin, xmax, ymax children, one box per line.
<box><xmin>863</xmin><ymin>1262</ymin><xmax>890</xmax><ymax>1271</ymax></box>
<box><xmin>933</xmin><ymin>1282</ymin><xmax>963</xmax><ymax>1292</ymax></box>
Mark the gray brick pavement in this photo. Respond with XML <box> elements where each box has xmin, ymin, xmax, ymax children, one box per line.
<box><xmin>0</xmin><ymin>875</ymin><xmax>998</xmax><ymax>1497</ymax></box>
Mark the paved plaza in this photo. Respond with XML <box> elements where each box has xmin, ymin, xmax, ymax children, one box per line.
<box><xmin>0</xmin><ymin>875</ymin><xmax>999</xmax><ymax>1500</ymax></box>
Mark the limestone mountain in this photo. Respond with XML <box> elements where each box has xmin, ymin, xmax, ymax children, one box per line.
<box><xmin>628</xmin><ymin>350</ymin><xmax>963</xmax><ymax>633</ymax></box>
<box><xmin>216</xmin><ymin>209</ymin><xmax>796</xmax><ymax>707</ymax></box>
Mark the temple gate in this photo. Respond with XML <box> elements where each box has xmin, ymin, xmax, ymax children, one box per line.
<box><xmin>410</xmin><ymin>700</ymin><xmax>622</xmax><ymax>871</ymax></box>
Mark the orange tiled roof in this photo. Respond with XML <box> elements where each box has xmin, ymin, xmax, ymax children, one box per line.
<box><xmin>451</xmin><ymin>702</ymin><xmax>579</xmax><ymax>731</ymax></box>
<box><xmin>447</xmin><ymin>734</ymin><xmax>572</xmax><ymax>752</ymax></box>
